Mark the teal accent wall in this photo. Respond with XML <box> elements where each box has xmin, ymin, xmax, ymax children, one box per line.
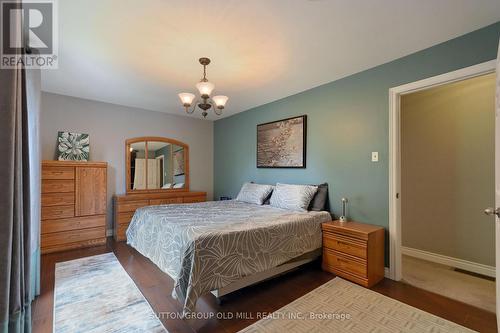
<box><xmin>155</xmin><ymin>144</ymin><xmax>173</xmax><ymax>184</ymax></box>
<box><xmin>214</xmin><ymin>22</ymin><xmax>500</xmax><ymax>258</ymax></box>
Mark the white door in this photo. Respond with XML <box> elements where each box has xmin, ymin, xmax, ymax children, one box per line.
<box><xmin>488</xmin><ymin>41</ymin><xmax>500</xmax><ymax>331</ymax></box>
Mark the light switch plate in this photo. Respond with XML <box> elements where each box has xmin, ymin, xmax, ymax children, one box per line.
<box><xmin>371</xmin><ymin>152</ymin><xmax>379</xmax><ymax>162</ymax></box>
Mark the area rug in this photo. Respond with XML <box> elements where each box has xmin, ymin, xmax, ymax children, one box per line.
<box><xmin>54</xmin><ymin>252</ymin><xmax>167</xmax><ymax>333</ymax></box>
<box><xmin>238</xmin><ymin>277</ymin><xmax>476</xmax><ymax>333</ymax></box>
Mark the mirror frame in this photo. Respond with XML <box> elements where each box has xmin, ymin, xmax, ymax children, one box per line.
<box><xmin>126</xmin><ymin>136</ymin><xmax>190</xmax><ymax>194</ymax></box>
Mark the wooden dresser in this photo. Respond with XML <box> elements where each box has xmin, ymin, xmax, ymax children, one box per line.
<box><xmin>113</xmin><ymin>191</ymin><xmax>207</xmax><ymax>241</ymax></box>
<box><xmin>41</xmin><ymin>161</ymin><xmax>107</xmax><ymax>254</ymax></box>
<box><xmin>322</xmin><ymin>220</ymin><xmax>384</xmax><ymax>287</ymax></box>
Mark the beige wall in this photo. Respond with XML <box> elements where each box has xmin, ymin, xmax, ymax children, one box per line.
<box><xmin>40</xmin><ymin>93</ymin><xmax>214</xmax><ymax>232</ymax></box>
<box><xmin>401</xmin><ymin>73</ymin><xmax>495</xmax><ymax>266</ymax></box>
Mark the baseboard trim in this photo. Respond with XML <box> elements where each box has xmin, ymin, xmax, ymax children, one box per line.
<box><xmin>402</xmin><ymin>246</ymin><xmax>495</xmax><ymax>278</ymax></box>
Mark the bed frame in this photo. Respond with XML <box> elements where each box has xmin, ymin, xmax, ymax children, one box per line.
<box><xmin>210</xmin><ymin>256</ymin><xmax>318</xmax><ymax>301</ymax></box>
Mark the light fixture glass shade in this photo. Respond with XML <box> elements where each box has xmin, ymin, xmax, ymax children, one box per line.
<box><xmin>212</xmin><ymin>95</ymin><xmax>229</xmax><ymax>108</ymax></box>
<box><xmin>196</xmin><ymin>81</ymin><xmax>215</xmax><ymax>97</ymax></box>
<box><xmin>178</xmin><ymin>92</ymin><xmax>195</xmax><ymax>106</ymax></box>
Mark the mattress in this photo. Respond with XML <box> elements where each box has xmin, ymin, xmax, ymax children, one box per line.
<box><xmin>126</xmin><ymin>200</ymin><xmax>331</xmax><ymax>315</ymax></box>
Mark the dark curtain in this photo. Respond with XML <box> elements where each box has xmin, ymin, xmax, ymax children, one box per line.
<box><xmin>0</xmin><ymin>8</ymin><xmax>41</xmax><ymax>333</ymax></box>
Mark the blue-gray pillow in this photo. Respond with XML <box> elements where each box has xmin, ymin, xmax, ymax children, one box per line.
<box><xmin>269</xmin><ymin>183</ymin><xmax>318</xmax><ymax>211</ymax></box>
<box><xmin>309</xmin><ymin>183</ymin><xmax>328</xmax><ymax>211</ymax></box>
<box><xmin>236</xmin><ymin>182</ymin><xmax>274</xmax><ymax>205</ymax></box>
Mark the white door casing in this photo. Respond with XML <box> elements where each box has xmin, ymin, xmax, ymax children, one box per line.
<box><xmin>494</xmin><ymin>40</ymin><xmax>500</xmax><ymax>332</ymax></box>
<box><xmin>388</xmin><ymin>60</ymin><xmax>496</xmax><ymax>281</ymax></box>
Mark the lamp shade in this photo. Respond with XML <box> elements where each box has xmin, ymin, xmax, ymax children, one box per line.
<box><xmin>196</xmin><ymin>81</ymin><xmax>215</xmax><ymax>97</ymax></box>
<box><xmin>178</xmin><ymin>93</ymin><xmax>195</xmax><ymax>106</ymax></box>
<box><xmin>212</xmin><ymin>95</ymin><xmax>229</xmax><ymax>109</ymax></box>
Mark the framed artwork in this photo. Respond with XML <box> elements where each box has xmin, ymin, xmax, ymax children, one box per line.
<box><xmin>173</xmin><ymin>148</ymin><xmax>185</xmax><ymax>176</ymax></box>
<box><xmin>57</xmin><ymin>131</ymin><xmax>90</xmax><ymax>161</ymax></box>
<box><xmin>257</xmin><ymin>115</ymin><xmax>306</xmax><ymax>168</ymax></box>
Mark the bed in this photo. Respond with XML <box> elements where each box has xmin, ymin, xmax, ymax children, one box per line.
<box><xmin>126</xmin><ymin>200</ymin><xmax>331</xmax><ymax>315</ymax></box>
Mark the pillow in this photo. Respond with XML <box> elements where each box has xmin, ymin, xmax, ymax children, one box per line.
<box><xmin>249</xmin><ymin>181</ymin><xmax>273</xmax><ymax>205</ymax></box>
<box><xmin>236</xmin><ymin>182</ymin><xmax>274</xmax><ymax>205</ymax></box>
<box><xmin>173</xmin><ymin>183</ymin><xmax>184</xmax><ymax>189</ymax></box>
<box><xmin>269</xmin><ymin>183</ymin><xmax>318</xmax><ymax>211</ymax></box>
<box><xmin>162</xmin><ymin>183</ymin><xmax>172</xmax><ymax>189</ymax></box>
<box><xmin>309</xmin><ymin>183</ymin><xmax>328</xmax><ymax>211</ymax></box>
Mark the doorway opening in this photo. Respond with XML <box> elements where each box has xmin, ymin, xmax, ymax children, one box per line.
<box><xmin>388</xmin><ymin>61</ymin><xmax>496</xmax><ymax>312</ymax></box>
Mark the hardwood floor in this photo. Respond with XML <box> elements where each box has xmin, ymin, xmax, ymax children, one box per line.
<box><xmin>32</xmin><ymin>238</ymin><xmax>497</xmax><ymax>333</ymax></box>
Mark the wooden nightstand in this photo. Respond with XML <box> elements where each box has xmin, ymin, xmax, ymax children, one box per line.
<box><xmin>322</xmin><ymin>220</ymin><xmax>385</xmax><ymax>287</ymax></box>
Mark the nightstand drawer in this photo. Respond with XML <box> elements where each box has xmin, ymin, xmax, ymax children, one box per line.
<box><xmin>323</xmin><ymin>249</ymin><xmax>367</xmax><ymax>277</ymax></box>
<box><xmin>323</xmin><ymin>232</ymin><xmax>367</xmax><ymax>259</ymax></box>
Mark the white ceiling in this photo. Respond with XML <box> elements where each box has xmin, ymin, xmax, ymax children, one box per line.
<box><xmin>41</xmin><ymin>0</ymin><xmax>500</xmax><ymax>120</ymax></box>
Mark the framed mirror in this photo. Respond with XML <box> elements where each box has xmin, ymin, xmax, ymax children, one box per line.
<box><xmin>126</xmin><ymin>137</ymin><xmax>189</xmax><ymax>193</ymax></box>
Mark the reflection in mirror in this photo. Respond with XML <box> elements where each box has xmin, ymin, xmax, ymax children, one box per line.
<box><xmin>130</xmin><ymin>141</ymin><xmax>147</xmax><ymax>190</ymax></box>
<box><xmin>147</xmin><ymin>142</ymin><xmax>186</xmax><ymax>189</ymax></box>
<box><xmin>172</xmin><ymin>145</ymin><xmax>185</xmax><ymax>189</ymax></box>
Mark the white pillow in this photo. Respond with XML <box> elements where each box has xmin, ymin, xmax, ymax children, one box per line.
<box><xmin>236</xmin><ymin>182</ymin><xmax>274</xmax><ymax>205</ymax></box>
<box><xmin>162</xmin><ymin>183</ymin><xmax>172</xmax><ymax>189</ymax></box>
<box><xmin>269</xmin><ymin>183</ymin><xmax>318</xmax><ymax>211</ymax></box>
<box><xmin>173</xmin><ymin>183</ymin><xmax>184</xmax><ymax>189</ymax></box>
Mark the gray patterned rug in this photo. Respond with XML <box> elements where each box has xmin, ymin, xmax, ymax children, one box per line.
<box><xmin>239</xmin><ymin>277</ymin><xmax>476</xmax><ymax>333</ymax></box>
<box><xmin>54</xmin><ymin>252</ymin><xmax>167</xmax><ymax>333</ymax></box>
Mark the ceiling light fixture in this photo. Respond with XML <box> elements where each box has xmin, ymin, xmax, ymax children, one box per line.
<box><xmin>178</xmin><ymin>57</ymin><xmax>228</xmax><ymax>118</ymax></box>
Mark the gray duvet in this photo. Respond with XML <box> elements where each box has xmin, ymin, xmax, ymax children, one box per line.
<box><xmin>126</xmin><ymin>200</ymin><xmax>331</xmax><ymax>315</ymax></box>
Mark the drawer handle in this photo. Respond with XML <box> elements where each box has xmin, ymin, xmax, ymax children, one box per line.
<box><xmin>337</xmin><ymin>241</ymin><xmax>351</xmax><ymax>247</ymax></box>
<box><xmin>337</xmin><ymin>258</ymin><xmax>350</xmax><ymax>265</ymax></box>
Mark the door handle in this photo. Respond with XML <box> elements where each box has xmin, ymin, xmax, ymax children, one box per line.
<box><xmin>484</xmin><ymin>207</ymin><xmax>500</xmax><ymax>217</ymax></box>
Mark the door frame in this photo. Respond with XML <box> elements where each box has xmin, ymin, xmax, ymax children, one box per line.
<box><xmin>388</xmin><ymin>60</ymin><xmax>496</xmax><ymax>281</ymax></box>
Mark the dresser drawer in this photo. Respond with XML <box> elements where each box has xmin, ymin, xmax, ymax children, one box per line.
<box><xmin>41</xmin><ymin>215</ymin><xmax>105</xmax><ymax>234</ymax></box>
<box><xmin>150</xmin><ymin>198</ymin><xmax>183</xmax><ymax>205</ymax></box>
<box><xmin>41</xmin><ymin>238</ymin><xmax>106</xmax><ymax>254</ymax></box>
<box><xmin>42</xmin><ymin>166</ymin><xmax>74</xmax><ymax>180</ymax></box>
<box><xmin>117</xmin><ymin>211</ymin><xmax>135</xmax><ymax>224</ymax></box>
<box><xmin>41</xmin><ymin>205</ymin><xmax>74</xmax><ymax>220</ymax></box>
<box><xmin>117</xmin><ymin>200</ymin><xmax>149</xmax><ymax>212</ymax></box>
<box><xmin>42</xmin><ymin>179</ymin><xmax>74</xmax><ymax>193</ymax></box>
<box><xmin>41</xmin><ymin>192</ymin><xmax>75</xmax><ymax>207</ymax></box>
<box><xmin>323</xmin><ymin>249</ymin><xmax>367</xmax><ymax>277</ymax></box>
<box><xmin>323</xmin><ymin>232</ymin><xmax>367</xmax><ymax>259</ymax></box>
<box><xmin>41</xmin><ymin>226</ymin><xmax>105</xmax><ymax>248</ymax></box>
<box><xmin>183</xmin><ymin>196</ymin><xmax>206</xmax><ymax>203</ymax></box>
<box><xmin>115</xmin><ymin>224</ymin><xmax>129</xmax><ymax>241</ymax></box>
